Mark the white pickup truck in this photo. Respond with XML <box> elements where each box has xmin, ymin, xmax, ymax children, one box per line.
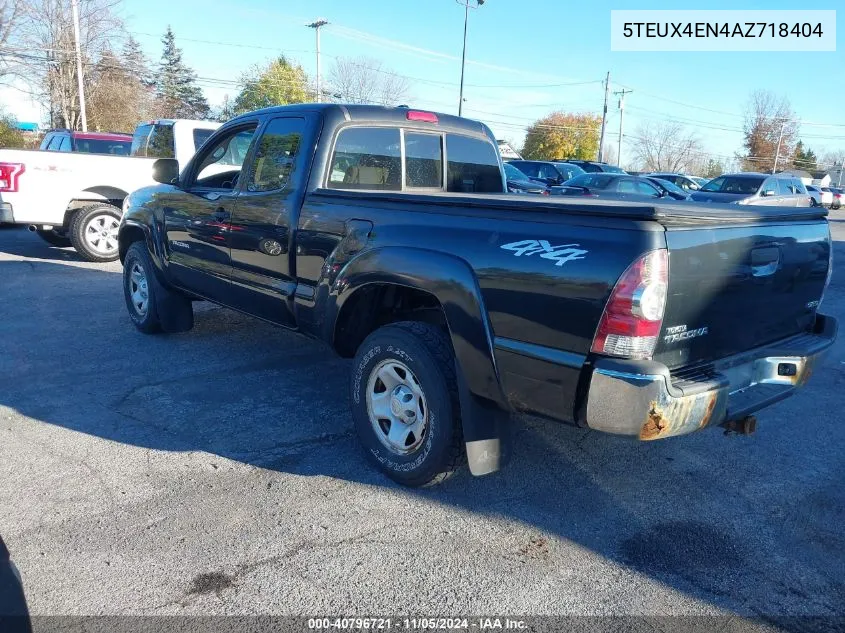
<box><xmin>0</xmin><ymin>119</ymin><xmax>219</xmax><ymax>261</ymax></box>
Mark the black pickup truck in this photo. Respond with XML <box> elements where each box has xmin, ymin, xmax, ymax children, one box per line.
<box><xmin>118</xmin><ymin>104</ymin><xmax>836</xmax><ymax>486</ymax></box>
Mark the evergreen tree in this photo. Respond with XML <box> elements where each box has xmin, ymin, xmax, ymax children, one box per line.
<box><xmin>155</xmin><ymin>26</ymin><xmax>209</xmax><ymax>119</ymax></box>
<box><xmin>792</xmin><ymin>141</ymin><xmax>817</xmax><ymax>171</ymax></box>
<box><xmin>123</xmin><ymin>35</ymin><xmax>154</xmax><ymax>88</ymax></box>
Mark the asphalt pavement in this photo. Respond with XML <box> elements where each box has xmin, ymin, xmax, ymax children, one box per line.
<box><xmin>0</xmin><ymin>221</ymin><xmax>843</xmax><ymax>629</ymax></box>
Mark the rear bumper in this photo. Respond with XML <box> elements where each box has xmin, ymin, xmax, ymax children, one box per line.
<box><xmin>585</xmin><ymin>314</ymin><xmax>837</xmax><ymax>440</ymax></box>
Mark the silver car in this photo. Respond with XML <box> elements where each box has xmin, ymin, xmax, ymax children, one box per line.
<box><xmin>689</xmin><ymin>173</ymin><xmax>811</xmax><ymax>207</ymax></box>
<box><xmin>645</xmin><ymin>172</ymin><xmax>702</xmax><ymax>191</ymax></box>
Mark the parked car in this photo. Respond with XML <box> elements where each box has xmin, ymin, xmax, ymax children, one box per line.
<box><xmin>550</xmin><ymin>173</ymin><xmax>668</xmax><ymax>201</ymax></box>
<box><xmin>645</xmin><ymin>172</ymin><xmax>702</xmax><ymax>191</ymax></box>
<box><xmin>557</xmin><ymin>159</ymin><xmax>627</xmax><ymax>174</ymax></box>
<box><xmin>119</xmin><ymin>103</ymin><xmax>836</xmax><ymax>487</ymax></box>
<box><xmin>690</xmin><ymin>176</ymin><xmax>710</xmax><ymax>187</ymax></box>
<box><xmin>643</xmin><ymin>176</ymin><xmax>693</xmax><ymax>200</ymax></box>
<box><xmin>503</xmin><ymin>162</ymin><xmax>548</xmax><ymax>194</ymax></box>
<box><xmin>690</xmin><ymin>173</ymin><xmax>811</xmax><ymax>207</ymax></box>
<box><xmin>39</xmin><ymin>129</ymin><xmax>132</xmax><ymax>155</ymax></box>
<box><xmin>506</xmin><ymin>160</ymin><xmax>585</xmax><ymax>186</ymax></box>
<box><xmin>0</xmin><ymin>119</ymin><xmax>220</xmax><ymax>261</ymax></box>
<box><xmin>497</xmin><ymin>140</ymin><xmax>522</xmax><ymax>160</ymax></box>
<box><xmin>806</xmin><ymin>185</ymin><xmax>832</xmax><ymax>208</ymax></box>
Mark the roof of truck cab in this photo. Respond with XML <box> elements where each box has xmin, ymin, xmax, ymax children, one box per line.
<box><xmin>228</xmin><ymin>103</ymin><xmax>490</xmax><ymax>135</ymax></box>
<box><xmin>72</xmin><ymin>131</ymin><xmax>131</xmax><ymax>141</ymax></box>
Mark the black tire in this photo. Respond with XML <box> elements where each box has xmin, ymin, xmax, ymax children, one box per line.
<box><xmin>123</xmin><ymin>241</ymin><xmax>194</xmax><ymax>334</ymax></box>
<box><xmin>69</xmin><ymin>204</ymin><xmax>122</xmax><ymax>262</ymax></box>
<box><xmin>35</xmin><ymin>229</ymin><xmax>71</xmax><ymax>248</ymax></box>
<box><xmin>350</xmin><ymin>321</ymin><xmax>464</xmax><ymax>487</ymax></box>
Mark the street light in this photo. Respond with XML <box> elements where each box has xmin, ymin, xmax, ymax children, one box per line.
<box><xmin>306</xmin><ymin>19</ymin><xmax>329</xmax><ymax>103</ymax></box>
<box><xmin>456</xmin><ymin>0</ymin><xmax>484</xmax><ymax>117</ymax></box>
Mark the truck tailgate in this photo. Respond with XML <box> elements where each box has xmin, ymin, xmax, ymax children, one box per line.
<box><xmin>654</xmin><ymin>220</ymin><xmax>831</xmax><ymax>370</ymax></box>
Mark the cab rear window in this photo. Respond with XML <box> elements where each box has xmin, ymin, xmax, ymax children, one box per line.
<box><xmin>327</xmin><ymin>127</ymin><xmax>401</xmax><ymax>191</ymax></box>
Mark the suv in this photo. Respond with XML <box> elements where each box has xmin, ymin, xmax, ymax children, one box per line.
<box><xmin>690</xmin><ymin>173</ymin><xmax>811</xmax><ymax>207</ymax></box>
<box><xmin>557</xmin><ymin>159</ymin><xmax>626</xmax><ymax>174</ymax></box>
<box><xmin>39</xmin><ymin>130</ymin><xmax>132</xmax><ymax>155</ymax></box>
<box><xmin>506</xmin><ymin>160</ymin><xmax>585</xmax><ymax>186</ymax></box>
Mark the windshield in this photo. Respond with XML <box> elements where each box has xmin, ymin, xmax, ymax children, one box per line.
<box><xmin>503</xmin><ymin>163</ymin><xmax>527</xmax><ymax>180</ymax></box>
<box><xmin>565</xmin><ymin>173</ymin><xmax>615</xmax><ymax>189</ymax></box>
<box><xmin>553</xmin><ymin>162</ymin><xmax>585</xmax><ymax>181</ymax></box>
<box><xmin>74</xmin><ymin>138</ymin><xmax>131</xmax><ymax>155</ymax></box>
<box><xmin>651</xmin><ymin>178</ymin><xmax>687</xmax><ymax>196</ymax></box>
<box><xmin>700</xmin><ymin>176</ymin><xmax>764</xmax><ymax>194</ymax></box>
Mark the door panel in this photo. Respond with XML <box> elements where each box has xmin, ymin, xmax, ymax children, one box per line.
<box><xmin>228</xmin><ymin>116</ymin><xmax>307</xmax><ymax>326</ymax></box>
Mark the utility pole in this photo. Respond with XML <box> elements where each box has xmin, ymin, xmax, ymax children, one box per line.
<box><xmin>772</xmin><ymin>120</ymin><xmax>787</xmax><ymax>174</ymax></box>
<box><xmin>614</xmin><ymin>88</ymin><xmax>632</xmax><ymax>168</ymax></box>
<box><xmin>457</xmin><ymin>0</ymin><xmax>484</xmax><ymax>116</ymax></box>
<box><xmin>306</xmin><ymin>19</ymin><xmax>329</xmax><ymax>103</ymax></box>
<box><xmin>597</xmin><ymin>71</ymin><xmax>610</xmax><ymax>162</ymax></box>
<box><xmin>70</xmin><ymin>0</ymin><xmax>87</xmax><ymax>131</ymax></box>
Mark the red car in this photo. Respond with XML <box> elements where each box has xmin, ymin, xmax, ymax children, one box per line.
<box><xmin>39</xmin><ymin>129</ymin><xmax>132</xmax><ymax>155</ymax></box>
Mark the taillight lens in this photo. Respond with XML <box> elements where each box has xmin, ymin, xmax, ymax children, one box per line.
<box><xmin>592</xmin><ymin>249</ymin><xmax>669</xmax><ymax>359</ymax></box>
<box><xmin>0</xmin><ymin>163</ymin><xmax>24</xmax><ymax>192</ymax></box>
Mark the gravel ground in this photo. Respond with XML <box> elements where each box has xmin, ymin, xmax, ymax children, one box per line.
<box><xmin>0</xmin><ymin>222</ymin><xmax>843</xmax><ymax>629</ymax></box>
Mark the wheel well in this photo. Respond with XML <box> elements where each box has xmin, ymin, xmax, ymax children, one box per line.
<box><xmin>118</xmin><ymin>226</ymin><xmax>145</xmax><ymax>263</ymax></box>
<box><xmin>333</xmin><ymin>283</ymin><xmax>447</xmax><ymax>357</ymax></box>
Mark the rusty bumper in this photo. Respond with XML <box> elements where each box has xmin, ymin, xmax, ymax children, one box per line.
<box><xmin>585</xmin><ymin>315</ymin><xmax>837</xmax><ymax>441</ymax></box>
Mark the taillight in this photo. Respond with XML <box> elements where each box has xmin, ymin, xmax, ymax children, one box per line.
<box><xmin>541</xmin><ymin>189</ymin><xmax>550</xmax><ymax>196</ymax></box>
<box><xmin>592</xmin><ymin>249</ymin><xmax>669</xmax><ymax>359</ymax></box>
<box><xmin>0</xmin><ymin>163</ymin><xmax>24</xmax><ymax>192</ymax></box>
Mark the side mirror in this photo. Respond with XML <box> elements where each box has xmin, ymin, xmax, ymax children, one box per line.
<box><xmin>152</xmin><ymin>158</ymin><xmax>180</xmax><ymax>185</ymax></box>
<box><xmin>761</xmin><ymin>189</ymin><xmax>776</xmax><ymax>197</ymax></box>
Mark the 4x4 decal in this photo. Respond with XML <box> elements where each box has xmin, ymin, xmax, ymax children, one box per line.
<box><xmin>500</xmin><ymin>239</ymin><xmax>588</xmax><ymax>266</ymax></box>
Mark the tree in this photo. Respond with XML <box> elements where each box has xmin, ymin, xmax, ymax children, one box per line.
<box><xmin>0</xmin><ymin>1</ymin><xmax>23</xmax><ymax>78</ymax></box>
<box><xmin>86</xmin><ymin>47</ymin><xmax>156</xmax><ymax>132</ymax></box>
<box><xmin>0</xmin><ymin>111</ymin><xmax>25</xmax><ymax>148</ymax></box>
<box><xmin>7</xmin><ymin>0</ymin><xmax>123</xmax><ymax>129</ymax></box>
<box><xmin>155</xmin><ymin>26</ymin><xmax>209</xmax><ymax>119</ymax></box>
<box><xmin>792</xmin><ymin>141</ymin><xmax>817</xmax><ymax>171</ymax></box>
<box><xmin>631</xmin><ymin>121</ymin><xmax>703</xmax><ymax>173</ymax></box>
<box><xmin>233</xmin><ymin>56</ymin><xmax>309</xmax><ymax>114</ymax></box>
<box><xmin>739</xmin><ymin>90</ymin><xmax>798</xmax><ymax>173</ymax></box>
<box><xmin>522</xmin><ymin>112</ymin><xmax>601</xmax><ymax>161</ymax></box>
<box><xmin>328</xmin><ymin>57</ymin><xmax>411</xmax><ymax>105</ymax></box>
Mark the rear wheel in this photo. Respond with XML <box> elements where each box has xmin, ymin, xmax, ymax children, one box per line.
<box><xmin>350</xmin><ymin>321</ymin><xmax>464</xmax><ymax>487</ymax></box>
<box><xmin>69</xmin><ymin>204</ymin><xmax>121</xmax><ymax>262</ymax></box>
<box><xmin>35</xmin><ymin>229</ymin><xmax>71</xmax><ymax>248</ymax></box>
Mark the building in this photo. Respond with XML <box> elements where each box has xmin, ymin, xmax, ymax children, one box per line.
<box><xmin>810</xmin><ymin>171</ymin><xmax>831</xmax><ymax>187</ymax></box>
<box><xmin>776</xmin><ymin>169</ymin><xmax>813</xmax><ymax>185</ymax></box>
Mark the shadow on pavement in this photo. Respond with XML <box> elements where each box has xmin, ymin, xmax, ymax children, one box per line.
<box><xmin>1</xmin><ymin>251</ymin><xmax>843</xmax><ymax>628</ymax></box>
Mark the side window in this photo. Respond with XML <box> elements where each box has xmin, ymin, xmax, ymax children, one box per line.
<box><xmin>40</xmin><ymin>134</ymin><xmax>53</xmax><ymax>150</ymax></box>
<box><xmin>130</xmin><ymin>125</ymin><xmax>152</xmax><ymax>157</ymax></box>
<box><xmin>792</xmin><ymin>179</ymin><xmax>806</xmax><ymax>194</ymax></box>
<box><xmin>327</xmin><ymin>127</ymin><xmax>401</xmax><ymax>191</ymax></box>
<box><xmin>775</xmin><ymin>179</ymin><xmax>792</xmax><ymax>195</ymax></box>
<box><xmin>190</xmin><ymin>124</ymin><xmax>258</xmax><ymax>190</ymax></box>
<box><xmin>404</xmin><ymin>132</ymin><xmax>442</xmax><ymax>188</ymax></box>
<box><xmin>515</xmin><ymin>162</ymin><xmax>539</xmax><ymax>178</ymax></box>
<box><xmin>445</xmin><ymin>134</ymin><xmax>502</xmax><ymax>193</ymax></box>
<box><xmin>192</xmin><ymin>128</ymin><xmax>215</xmax><ymax>152</ymax></box>
<box><xmin>636</xmin><ymin>180</ymin><xmax>661</xmax><ymax>196</ymax></box>
<box><xmin>616</xmin><ymin>179</ymin><xmax>637</xmax><ymax>193</ymax></box>
<box><xmin>58</xmin><ymin>136</ymin><xmax>72</xmax><ymax>152</ymax></box>
<box><xmin>245</xmin><ymin>117</ymin><xmax>304</xmax><ymax>193</ymax></box>
<box><xmin>147</xmin><ymin>124</ymin><xmax>175</xmax><ymax>159</ymax></box>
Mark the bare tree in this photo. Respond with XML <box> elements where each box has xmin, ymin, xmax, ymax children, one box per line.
<box><xmin>631</xmin><ymin>121</ymin><xmax>703</xmax><ymax>173</ymax></box>
<box><xmin>7</xmin><ymin>0</ymin><xmax>123</xmax><ymax>128</ymax></box>
<box><xmin>328</xmin><ymin>56</ymin><xmax>411</xmax><ymax>106</ymax></box>
<box><xmin>739</xmin><ymin>90</ymin><xmax>798</xmax><ymax>173</ymax></box>
<box><xmin>0</xmin><ymin>0</ymin><xmax>23</xmax><ymax>76</ymax></box>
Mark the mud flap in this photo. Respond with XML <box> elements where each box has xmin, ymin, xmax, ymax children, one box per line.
<box><xmin>154</xmin><ymin>282</ymin><xmax>194</xmax><ymax>333</ymax></box>
<box><xmin>457</xmin><ymin>369</ymin><xmax>511</xmax><ymax>476</ymax></box>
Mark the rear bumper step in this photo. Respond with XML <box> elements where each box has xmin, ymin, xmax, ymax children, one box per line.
<box><xmin>585</xmin><ymin>314</ymin><xmax>837</xmax><ymax>440</ymax></box>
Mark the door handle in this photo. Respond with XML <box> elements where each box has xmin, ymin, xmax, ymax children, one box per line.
<box><xmin>212</xmin><ymin>208</ymin><xmax>230</xmax><ymax>221</ymax></box>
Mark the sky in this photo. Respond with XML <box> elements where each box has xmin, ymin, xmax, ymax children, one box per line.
<box><xmin>2</xmin><ymin>0</ymin><xmax>843</xmax><ymax>169</ymax></box>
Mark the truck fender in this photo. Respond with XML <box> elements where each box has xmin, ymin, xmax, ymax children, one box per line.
<box><xmin>330</xmin><ymin>247</ymin><xmax>512</xmax><ymax>476</ymax></box>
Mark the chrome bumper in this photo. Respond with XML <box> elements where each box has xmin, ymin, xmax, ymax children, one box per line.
<box><xmin>585</xmin><ymin>315</ymin><xmax>837</xmax><ymax>440</ymax></box>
